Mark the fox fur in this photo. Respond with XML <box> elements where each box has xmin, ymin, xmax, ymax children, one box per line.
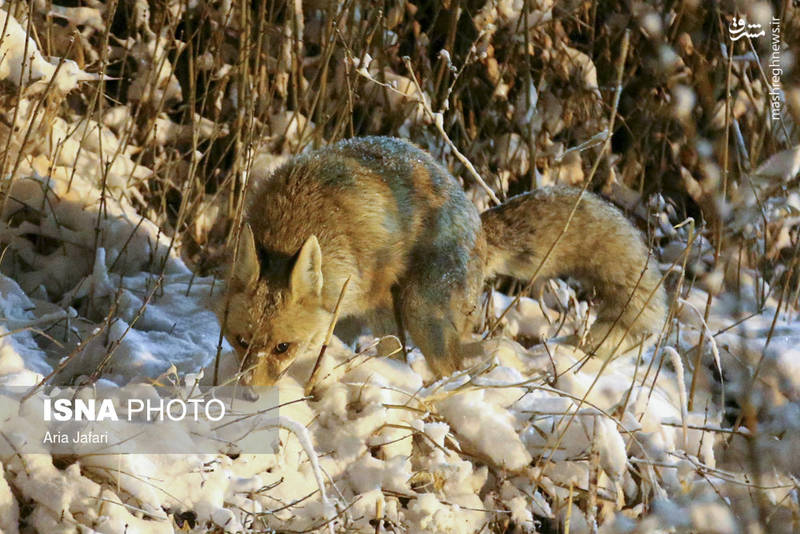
<box><xmin>218</xmin><ymin>137</ymin><xmax>667</xmax><ymax>385</ymax></box>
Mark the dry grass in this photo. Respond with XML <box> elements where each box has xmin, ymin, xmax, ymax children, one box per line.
<box><xmin>1</xmin><ymin>0</ymin><xmax>799</xmax><ymax>532</ymax></box>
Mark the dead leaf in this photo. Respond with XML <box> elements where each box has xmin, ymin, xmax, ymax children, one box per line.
<box><xmin>753</xmin><ymin>145</ymin><xmax>800</xmax><ymax>182</ymax></box>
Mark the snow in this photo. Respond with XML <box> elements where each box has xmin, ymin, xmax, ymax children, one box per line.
<box><xmin>438</xmin><ymin>388</ymin><xmax>533</xmax><ymax>471</ymax></box>
<box><xmin>0</xmin><ymin>10</ymin><xmax>102</xmax><ymax>93</ymax></box>
<box><xmin>0</xmin><ymin>8</ymin><xmax>797</xmax><ymax>532</ymax></box>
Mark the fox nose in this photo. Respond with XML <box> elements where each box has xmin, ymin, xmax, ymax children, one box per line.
<box><xmin>236</xmin><ymin>369</ymin><xmax>261</xmax><ymax>401</ymax></box>
<box><xmin>240</xmin><ymin>385</ymin><xmax>259</xmax><ymax>401</ymax></box>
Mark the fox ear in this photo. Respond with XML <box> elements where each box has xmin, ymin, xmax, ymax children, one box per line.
<box><xmin>290</xmin><ymin>235</ymin><xmax>323</xmax><ymax>301</ymax></box>
<box><xmin>232</xmin><ymin>224</ymin><xmax>259</xmax><ymax>288</ymax></box>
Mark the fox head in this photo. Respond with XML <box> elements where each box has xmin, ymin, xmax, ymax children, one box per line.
<box><xmin>218</xmin><ymin>224</ymin><xmax>332</xmax><ymax>386</ymax></box>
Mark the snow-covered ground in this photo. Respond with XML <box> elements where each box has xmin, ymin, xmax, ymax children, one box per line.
<box><xmin>0</xmin><ymin>6</ymin><xmax>798</xmax><ymax>534</ymax></box>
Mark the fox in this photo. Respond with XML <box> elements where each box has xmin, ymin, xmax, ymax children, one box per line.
<box><xmin>218</xmin><ymin>136</ymin><xmax>667</xmax><ymax>386</ymax></box>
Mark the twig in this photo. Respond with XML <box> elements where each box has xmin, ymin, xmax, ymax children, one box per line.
<box><xmin>663</xmin><ymin>346</ymin><xmax>688</xmax><ymax>450</ymax></box>
<box><xmin>679</xmin><ymin>297</ymin><xmax>724</xmax><ymax>413</ymax></box>
<box><xmin>564</xmin><ymin>482</ymin><xmax>574</xmax><ymax>534</ymax></box>
<box><xmin>400</xmin><ymin>56</ymin><xmax>501</xmax><ymax>205</ymax></box>
<box><xmin>305</xmin><ymin>276</ymin><xmax>350</xmax><ymax>396</ymax></box>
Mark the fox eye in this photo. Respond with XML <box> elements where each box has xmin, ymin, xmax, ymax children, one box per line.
<box><xmin>274</xmin><ymin>342</ymin><xmax>290</xmax><ymax>354</ymax></box>
<box><xmin>236</xmin><ymin>336</ymin><xmax>250</xmax><ymax>349</ymax></box>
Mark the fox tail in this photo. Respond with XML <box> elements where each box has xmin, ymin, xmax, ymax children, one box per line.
<box><xmin>480</xmin><ymin>187</ymin><xmax>667</xmax><ymax>357</ymax></box>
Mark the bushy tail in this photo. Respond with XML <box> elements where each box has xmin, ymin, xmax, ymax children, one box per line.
<box><xmin>481</xmin><ymin>187</ymin><xmax>667</xmax><ymax>357</ymax></box>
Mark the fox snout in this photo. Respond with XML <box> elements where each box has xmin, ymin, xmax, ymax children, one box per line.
<box><xmin>236</xmin><ymin>345</ymin><xmax>298</xmax><ymax>386</ymax></box>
